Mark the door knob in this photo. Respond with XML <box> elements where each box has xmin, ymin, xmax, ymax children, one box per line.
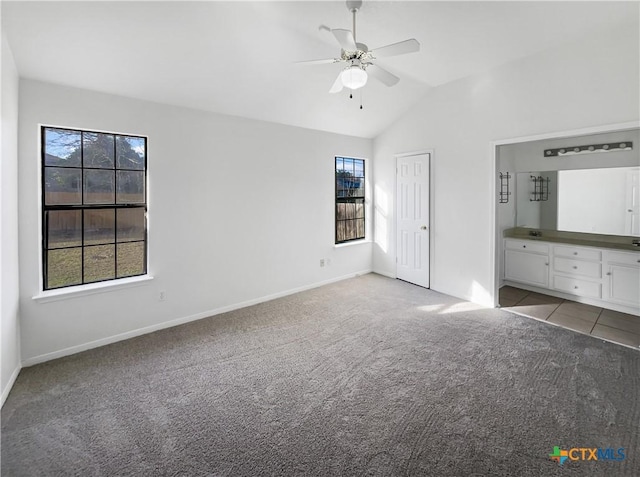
<box><xmin>420</xmin><ymin>225</ymin><xmax>427</xmax><ymax>230</ymax></box>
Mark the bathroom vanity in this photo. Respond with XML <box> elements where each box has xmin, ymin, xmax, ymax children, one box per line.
<box><xmin>503</xmin><ymin>229</ymin><xmax>640</xmax><ymax>316</ymax></box>
<box><xmin>496</xmin><ymin>130</ymin><xmax>640</xmax><ymax>316</ymax></box>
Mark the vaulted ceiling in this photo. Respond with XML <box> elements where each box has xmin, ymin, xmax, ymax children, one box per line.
<box><xmin>3</xmin><ymin>1</ymin><xmax>638</xmax><ymax>138</ymax></box>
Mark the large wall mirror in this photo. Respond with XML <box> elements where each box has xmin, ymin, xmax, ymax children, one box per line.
<box><xmin>516</xmin><ymin>166</ymin><xmax>640</xmax><ymax>236</ymax></box>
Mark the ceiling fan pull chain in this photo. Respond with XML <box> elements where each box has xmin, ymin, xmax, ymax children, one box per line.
<box><xmin>360</xmin><ymin>89</ymin><xmax>363</xmax><ymax>109</ymax></box>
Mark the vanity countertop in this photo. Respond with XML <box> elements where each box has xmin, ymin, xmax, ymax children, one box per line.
<box><xmin>503</xmin><ymin>227</ymin><xmax>640</xmax><ymax>252</ymax></box>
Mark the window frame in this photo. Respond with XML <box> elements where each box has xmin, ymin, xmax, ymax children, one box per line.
<box><xmin>40</xmin><ymin>125</ymin><xmax>149</xmax><ymax>292</ymax></box>
<box><xmin>335</xmin><ymin>156</ymin><xmax>366</xmax><ymax>244</ymax></box>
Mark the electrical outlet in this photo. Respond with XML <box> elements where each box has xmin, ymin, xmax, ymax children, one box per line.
<box><xmin>320</xmin><ymin>259</ymin><xmax>325</xmax><ymax>267</ymax></box>
<box><xmin>159</xmin><ymin>291</ymin><xmax>166</xmax><ymax>301</ymax></box>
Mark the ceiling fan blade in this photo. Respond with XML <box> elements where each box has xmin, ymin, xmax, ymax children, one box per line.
<box><xmin>329</xmin><ymin>71</ymin><xmax>344</xmax><ymax>93</ymax></box>
<box><xmin>367</xmin><ymin>64</ymin><xmax>400</xmax><ymax>87</ymax></box>
<box><xmin>331</xmin><ymin>28</ymin><xmax>357</xmax><ymax>51</ymax></box>
<box><xmin>295</xmin><ymin>58</ymin><xmax>341</xmax><ymax>65</ymax></box>
<box><xmin>371</xmin><ymin>39</ymin><xmax>420</xmax><ymax>58</ymax></box>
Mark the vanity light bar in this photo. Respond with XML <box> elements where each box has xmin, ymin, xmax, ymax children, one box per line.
<box><xmin>544</xmin><ymin>141</ymin><xmax>633</xmax><ymax>157</ymax></box>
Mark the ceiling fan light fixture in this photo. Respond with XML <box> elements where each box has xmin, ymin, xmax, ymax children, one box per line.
<box><xmin>297</xmin><ymin>0</ymin><xmax>420</xmax><ymax>97</ymax></box>
<box><xmin>341</xmin><ymin>65</ymin><xmax>368</xmax><ymax>90</ymax></box>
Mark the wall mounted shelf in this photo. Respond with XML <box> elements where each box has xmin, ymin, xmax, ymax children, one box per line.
<box><xmin>499</xmin><ymin>172</ymin><xmax>511</xmax><ymax>204</ymax></box>
<box><xmin>530</xmin><ymin>175</ymin><xmax>550</xmax><ymax>202</ymax></box>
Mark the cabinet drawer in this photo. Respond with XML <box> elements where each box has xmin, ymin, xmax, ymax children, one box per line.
<box><xmin>605</xmin><ymin>251</ymin><xmax>640</xmax><ymax>267</ymax></box>
<box><xmin>505</xmin><ymin>239</ymin><xmax>549</xmax><ymax>255</ymax></box>
<box><xmin>553</xmin><ymin>257</ymin><xmax>602</xmax><ymax>279</ymax></box>
<box><xmin>553</xmin><ymin>245</ymin><xmax>601</xmax><ymax>261</ymax></box>
<box><xmin>552</xmin><ymin>275</ymin><xmax>601</xmax><ymax>299</ymax></box>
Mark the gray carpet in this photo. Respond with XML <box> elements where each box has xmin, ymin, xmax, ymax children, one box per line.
<box><xmin>2</xmin><ymin>273</ymin><xmax>639</xmax><ymax>476</ymax></box>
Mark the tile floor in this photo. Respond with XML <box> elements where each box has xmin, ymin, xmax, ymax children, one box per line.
<box><xmin>499</xmin><ymin>285</ymin><xmax>640</xmax><ymax>349</ymax></box>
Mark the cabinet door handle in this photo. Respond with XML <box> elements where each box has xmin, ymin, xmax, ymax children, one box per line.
<box><xmin>523</xmin><ymin>245</ymin><xmax>526</xmax><ymax>248</ymax></box>
<box><xmin>572</xmin><ymin>266</ymin><xmax>577</xmax><ymax>269</ymax></box>
<box><xmin>573</xmin><ymin>252</ymin><xmax>578</xmax><ymax>255</ymax></box>
<box><xmin>574</xmin><ymin>286</ymin><xmax>579</xmax><ymax>289</ymax></box>
<box><xmin>606</xmin><ymin>272</ymin><xmax>612</xmax><ymax>276</ymax></box>
<box><xmin>545</xmin><ymin>263</ymin><xmax>549</xmax><ymax>266</ymax></box>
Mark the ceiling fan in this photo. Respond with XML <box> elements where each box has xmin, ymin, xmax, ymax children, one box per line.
<box><xmin>297</xmin><ymin>0</ymin><xmax>420</xmax><ymax>94</ymax></box>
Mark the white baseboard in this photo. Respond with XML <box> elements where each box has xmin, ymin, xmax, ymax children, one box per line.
<box><xmin>428</xmin><ymin>283</ymin><xmax>494</xmax><ymax>309</ymax></box>
<box><xmin>22</xmin><ymin>269</ymin><xmax>373</xmax><ymax>367</ymax></box>
<box><xmin>372</xmin><ymin>271</ymin><xmax>496</xmax><ymax>307</ymax></box>
<box><xmin>1</xmin><ymin>364</ymin><xmax>22</xmax><ymax>408</ymax></box>
<box><xmin>373</xmin><ymin>270</ymin><xmax>396</xmax><ymax>279</ymax></box>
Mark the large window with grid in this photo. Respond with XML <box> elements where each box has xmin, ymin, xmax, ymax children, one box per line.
<box><xmin>42</xmin><ymin>126</ymin><xmax>147</xmax><ymax>290</ymax></box>
<box><xmin>335</xmin><ymin>156</ymin><xmax>365</xmax><ymax>243</ymax></box>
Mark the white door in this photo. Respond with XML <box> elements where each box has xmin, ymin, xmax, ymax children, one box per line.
<box><xmin>625</xmin><ymin>169</ymin><xmax>640</xmax><ymax>236</ymax></box>
<box><xmin>396</xmin><ymin>153</ymin><xmax>430</xmax><ymax>288</ymax></box>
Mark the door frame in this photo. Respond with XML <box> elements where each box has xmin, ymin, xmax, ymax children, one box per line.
<box><xmin>395</xmin><ymin>149</ymin><xmax>434</xmax><ymax>287</ymax></box>
<box><xmin>490</xmin><ymin>120</ymin><xmax>640</xmax><ymax>308</ymax></box>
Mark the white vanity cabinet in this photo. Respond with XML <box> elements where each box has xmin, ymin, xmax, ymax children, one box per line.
<box><xmin>504</xmin><ymin>239</ymin><xmax>549</xmax><ymax>288</ymax></box>
<box><xmin>503</xmin><ymin>238</ymin><xmax>640</xmax><ymax>315</ymax></box>
<box><xmin>605</xmin><ymin>251</ymin><xmax>640</xmax><ymax>307</ymax></box>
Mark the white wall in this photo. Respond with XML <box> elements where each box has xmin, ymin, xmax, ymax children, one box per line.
<box><xmin>1</xmin><ymin>32</ymin><xmax>21</xmax><ymax>404</ymax></box>
<box><xmin>372</xmin><ymin>23</ymin><xmax>639</xmax><ymax>306</ymax></box>
<box><xmin>18</xmin><ymin>79</ymin><xmax>372</xmax><ymax>363</ymax></box>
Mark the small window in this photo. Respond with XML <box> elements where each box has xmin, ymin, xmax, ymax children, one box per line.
<box><xmin>335</xmin><ymin>157</ymin><xmax>365</xmax><ymax>243</ymax></box>
<box><xmin>42</xmin><ymin>126</ymin><xmax>147</xmax><ymax>290</ymax></box>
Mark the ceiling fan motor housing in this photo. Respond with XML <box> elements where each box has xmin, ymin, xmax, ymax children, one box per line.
<box><xmin>341</xmin><ymin>43</ymin><xmax>371</xmax><ymax>64</ymax></box>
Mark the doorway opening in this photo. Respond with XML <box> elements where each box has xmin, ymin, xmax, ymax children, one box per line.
<box><xmin>491</xmin><ymin>121</ymin><xmax>639</xmax><ymax>307</ymax></box>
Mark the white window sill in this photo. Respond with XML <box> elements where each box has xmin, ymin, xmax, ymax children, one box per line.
<box><xmin>334</xmin><ymin>240</ymin><xmax>371</xmax><ymax>249</ymax></box>
<box><xmin>32</xmin><ymin>275</ymin><xmax>154</xmax><ymax>304</ymax></box>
